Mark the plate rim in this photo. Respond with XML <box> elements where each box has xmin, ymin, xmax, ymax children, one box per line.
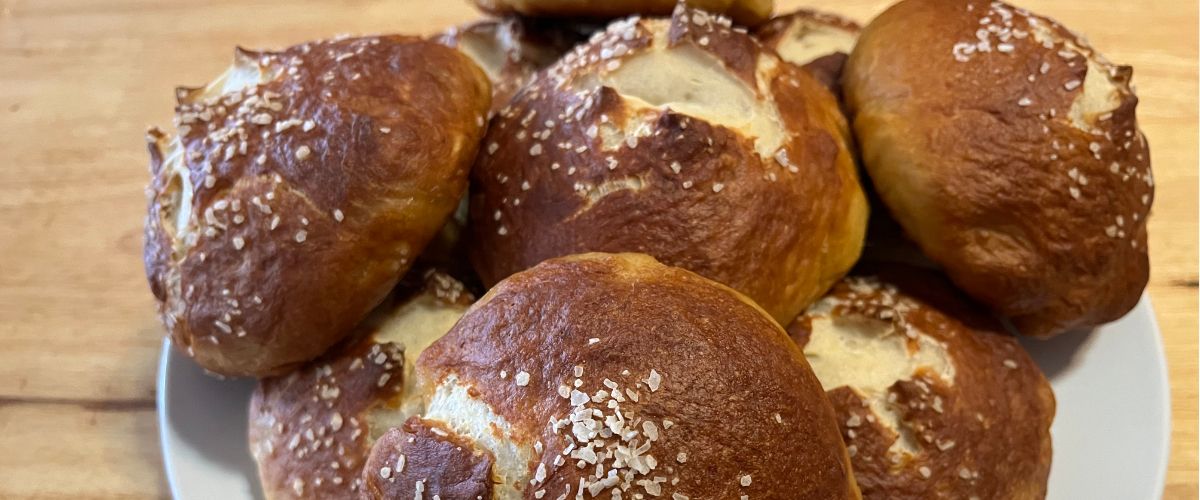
<box><xmin>1140</xmin><ymin>295</ymin><xmax>1173</xmax><ymax>500</ymax></box>
<box><xmin>156</xmin><ymin>296</ymin><xmax>1174</xmax><ymax>498</ymax></box>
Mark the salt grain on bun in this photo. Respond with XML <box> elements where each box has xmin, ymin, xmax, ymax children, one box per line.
<box><xmin>365</xmin><ymin>252</ymin><xmax>861</xmax><ymax>499</ymax></box>
<box><xmin>143</xmin><ymin>36</ymin><xmax>490</xmax><ymax>376</ymax></box>
<box><xmin>789</xmin><ymin>267</ymin><xmax>1055</xmax><ymax>499</ymax></box>
<box><xmin>249</xmin><ymin>270</ymin><xmax>473</xmax><ymax>499</ymax></box>
<box><xmin>843</xmin><ymin>0</ymin><xmax>1152</xmax><ymax>337</ymax></box>
<box><xmin>469</xmin><ymin>6</ymin><xmax>868</xmax><ymax>325</ymax></box>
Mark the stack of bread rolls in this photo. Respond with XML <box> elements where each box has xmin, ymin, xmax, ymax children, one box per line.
<box><xmin>142</xmin><ymin>0</ymin><xmax>1152</xmax><ymax>498</ymax></box>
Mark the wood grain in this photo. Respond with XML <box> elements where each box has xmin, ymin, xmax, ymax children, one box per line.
<box><xmin>0</xmin><ymin>0</ymin><xmax>1194</xmax><ymax>498</ymax></box>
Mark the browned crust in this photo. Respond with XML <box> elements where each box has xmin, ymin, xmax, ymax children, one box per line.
<box><xmin>756</xmin><ymin>9</ymin><xmax>862</xmax><ymax>91</ymax></box>
<box><xmin>843</xmin><ymin>0</ymin><xmax>1152</xmax><ymax>337</ymax></box>
<box><xmin>143</xmin><ymin>36</ymin><xmax>491</xmax><ymax>376</ymax></box>
<box><xmin>248</xmin><ymin>268</ymin><xmax>475</xmax><ymax>500</ymax></box>
<box><xmin>435</xmin><ymin>18</ymin><xmax>597</xmax><ymax>115</ymax></box>
<box><xmin>788</xmin><ymin>267</ymin><xmax>1055</xmax><ymax>500</ymax></box>
<box><xmin>473</xmin><ymin>0</ymin><xmax>775</xmax><ymax>27</ymax></box>
<box><xmin>469</xmin><ymin>6</ymin><xmax>868</xmax><ymax>325</ymax></box>
<box><xmin>360</xmin><ymin>419</ymin><xmax>495</xmax><ymax>500</ymax></box>
<box><xmin>248</xmin><ymin>324</ymin><xmax>406</xmax><ymax>500</ymax></box>
<box><xmin>419</xmin><ymin>253</ymin><xmax>860</xmax><ymax>499</ymax></box>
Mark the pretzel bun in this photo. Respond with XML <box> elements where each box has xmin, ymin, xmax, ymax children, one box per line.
<box><xmin>469</xmin><ymin>6</ymin><xmax>869</xmax><ymax>325</ymax></box>
<box><xmin>249</xmin><ymin>269</ymin><xmax>474</xmax><ymax>500</ymax></box>
<box><xmin>363</xmin><ymin>253</ymin><xmax>861</xmax><ymax>499</ymax></box>
<box><xmin>757</xmin><ymin>9</ymin><xmax>861</xmax><ymax>91</ymax></box>
<box><xmin>473</xmin><ymin>0</ymin><xmax>775</xmax><ymax>27</ymax></box>
<box><xmin>789</xmin><ymin>268</ymin><xmax>1055</xmax><ymax>499</ymax></box>
<box><xmin>843</xmin><ymin>0</ymin><xmax>1152</xmax><ymax>337</ymax></box>
<box><xmin>143</xmin><ymin>36</ymin><xmax>491</xmax><ymax>376</ymax></box>
<box><xmin>436</xmin><ymin>18</ymin><xmax>598</xmax><ymax>115</ymax></box>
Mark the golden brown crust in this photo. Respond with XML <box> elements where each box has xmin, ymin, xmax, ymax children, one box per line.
<box><xmin>418</xmin><ymin>253</ymin><xmax>861</xmax><ymax>499</ymax></box>
<box><xmin>249</xmin><ymin>269</ymin><xmax>475</xmax><ymax>500</ymax></box>
<box><xmin>469</xmin><ymin>6</ymin><xmax>868</xmax><ymax>325</ymax></box>
<box><xmin>360</xmin><ymin>419</ymin><xmax>495</xmax><ymax>500</ymax></box>
<box><xmin>789</xmin><ymin>267</ymin><xmax>1055</xmax><ymax>500</ymax></box>
<box><xmin>143</xmin><ymin>36</ymin><xmax>491</xmax><ymax>376</ymax></box>
<box><xmin>474</xmin><ymin>0</ymin><xmax>775</xmax><ymax>27</ymax></box>
<box><xmin>435</xmin><ymin>18</ymin><xmax>598</xmax><ymax>115</ymax></box>
<box><xmin>249</xmin><ymin>326</ymin><xmax>405</xmax><ymax>499</ymax></box>
<box><xmin>756</xmin><ymin>8</ymin><xmax>861</xmax><ymax>91</ymax></box>
<box><xmin>843</xmin><ymin>0</ymin><xmax>1152</xmax><ymax>337</ymax></box>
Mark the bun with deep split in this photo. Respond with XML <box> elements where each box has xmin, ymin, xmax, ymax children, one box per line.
<box><xmin>469</xmin><ymin>5</ymin><xmax>868</xmax><ymax>325</ymax></box>
<box><xmin>789</xmin><ymin>267</ymin><xmax>1055</xmax><ymax>499</ymax></box>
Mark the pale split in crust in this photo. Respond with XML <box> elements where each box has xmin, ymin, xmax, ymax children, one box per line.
<box><xmin>249</xmin><ymin>269</ymin><xmax>474</xmax><ymax>500</ymax></box>
<box><xmin>469</xmin><ymin>5</ymin><xmax>869</xmax><ymax>326</ymax></box>
<box><xmin>756</xmin><ymin>8</ymin><xmax>861</xmax><ymax>92</ymax></box>
<box><xmin>789</xmin><ymin>267</ymin><xmax>1055</xmax><ymax>500</ymax></box>
<box><xmin>435</xmin><ymin>17</ymin><xmax>601</xmax><ymax>116</ymax></box>
<box><xmin>843</xmin><ymin>0</ymin><xmax>1152</xmax><ymax>337</ymax></box>
<box><xmin>143</xmin><ymin>35</ymin><xmax>491</xmax><ymax>376</ymax></box>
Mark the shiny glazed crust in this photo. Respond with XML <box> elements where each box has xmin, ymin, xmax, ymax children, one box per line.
<box><xmin>843</xmin><ymin>0</ymin><xmax>1152</xmax><ymax>337</ymax></box>
<box><xmin>410</xmin><ymin>253</ymin><xmax>861</xmax><ymax>499</ymax></box>
<box><xmin>789</xmin><ymin>267</ymin><xmax>1055</xmax><ymax>499</ymax></box>
<box><xmin>360</xmin><ymin>419</ymin><xmax>496</xmax><ymax>499</ymax></box>
<box><xmin>249</xmin><ymin>270</ymin><xmax>475</xmax><ymax>499</ymax></box>
<box><xmin>143</xmin><ymin>36</ymin><xmax>491</xmax><ymax>376</ymax></box>
<box><xmin>469</xmin><ymin>6</ymin><xmax>868</xmax><ymax>325</ymax></box>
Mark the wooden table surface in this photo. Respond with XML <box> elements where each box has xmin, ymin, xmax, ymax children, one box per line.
<box><xmin>0</xmin><ymin>0</ymin><xmax>1194</xmax><ymax>498</ymax></box>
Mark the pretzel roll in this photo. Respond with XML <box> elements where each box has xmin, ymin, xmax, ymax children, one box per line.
<box><xmin>469</xmin><ymin>6</ymin><xmax>869</xmax><ymax>325</ymax></box>
<box><xmin>437</xmin><ymin>18</ymin><xmax>598</xmax><ymax>115</ymax></box>
<box><xmin>473</xmin><ymin>0</ymin><xmax>775</xmax><ymax>27</ymax></box>
<box><xmin>843</xmin><ymin>0</ymin><xmax>1152</xmax><ymax>337</ymax></box>
<box><xmin>249</xmin><ymin>270</ymin><xmax>474</xmax><ymax>500</ymax></box>
<box><xmin>363</xmin><ymin>253</ymin><xmax>860</xmax><ymax>499</ymax></box>
<box><xmin>789</xmin><ymin>269</ymin><xmax>1055</xmax><ymax>499</ymax></box>
<box><xmin>757</xmin><ymin>9</ymin><xmax>861</xmax><ymax>91</ymax></box>
<box><xmin>143</xmin><ymin>36</ymin><xmax>491</xmax><ymax>376</ymax></box>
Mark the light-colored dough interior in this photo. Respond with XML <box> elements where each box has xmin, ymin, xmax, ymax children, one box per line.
<box><xmin>595</xmin><ymin>20</ymin><xmax>786</xmax><ymax>158</ymax></box>
<box><xmin>421</xmin><ymin>375</ymin><xmax>530</xmax><ymax>499</ymax></box>
<box><xmin>773</xmin><ymin>19</ymin><xmax>857</xmax><ymax>66</ymax></box>
<box><xmin>804</xmin><ymin>305</ymin><xmax>954</xmax><ymax>457</ymax></box>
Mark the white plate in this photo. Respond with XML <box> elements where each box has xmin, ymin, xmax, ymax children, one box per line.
<box><xmin>157</xmin><ymin>297</ymin><xmax>1171</xmax><ymax>500</ymax></box>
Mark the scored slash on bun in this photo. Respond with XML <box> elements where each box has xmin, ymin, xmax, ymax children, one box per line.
<box><xmin>383</xmin><ymin>253</ymin><xmax>861</xmax><ymax>499</ymax></box>
<box><xmin>143</xmin><ymin>36</ymin><xmax>491</xmax><ymax>376</ymax></box>
<box><xmin>248</xmin><ymin>269</ymin><xmax>474</xmax><ymax>500</ymax></box>
<box><xmin>469</xmin><ymin>5</ymin><xmax>868</xmax><ymax>325</ymax></box>
<box><xmin>474</xmin><ymin>0</ymin><xmax>775</xmax><ymax>27</ymax></box>
<box><xmin>843</xmin><ymin>0</ymin><xmax>1152</xmax><ymax>337</ymax></box>
<box><xmin>756</xmin><ymin>9</ymin><xmax>861</xmax><ymax>92</ymax></box>
<box><xmin>436</xmin><ymin>18</ymin><xmax>600</xmax><ymax>115</ymax></box>
<box><xmin>789</xmin><ymin>268</ymin><xmax>1055</xmax><ymax>499</ymax></box>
